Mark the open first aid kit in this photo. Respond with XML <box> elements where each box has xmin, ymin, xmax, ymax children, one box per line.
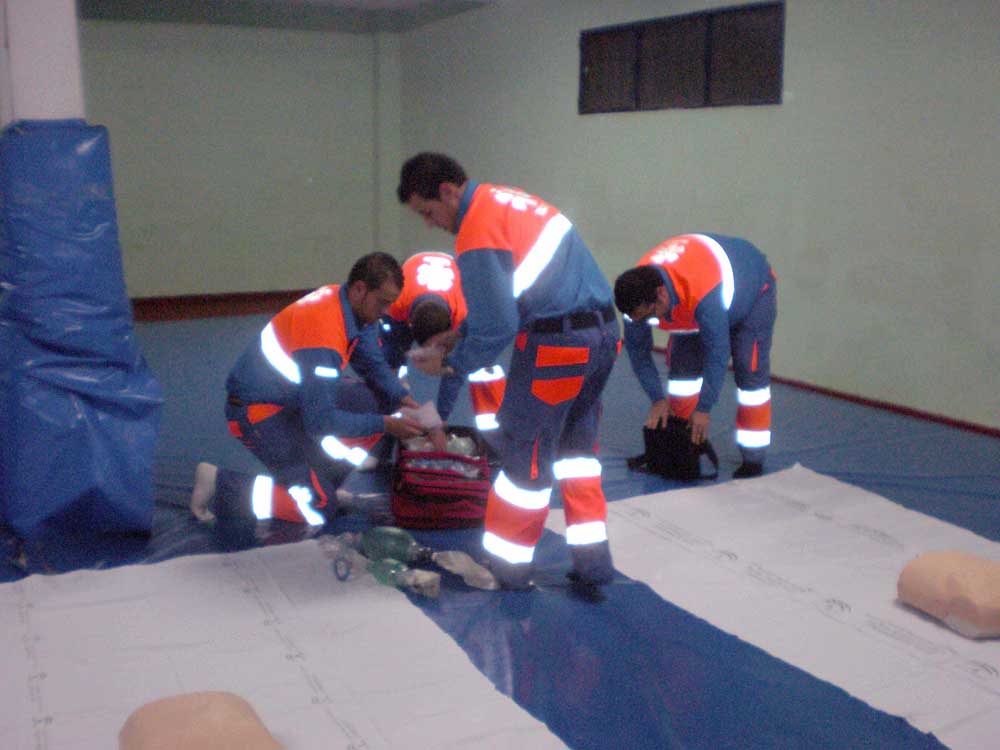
<box><xmin>391</xmin><ymin>426</ymin><xmax>493</xmax><ymax>529</ymax></box>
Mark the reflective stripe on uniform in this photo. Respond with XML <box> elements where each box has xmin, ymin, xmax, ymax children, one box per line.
<box><xmin>483</xmin><ymin>531</ymin><xmax>535</xmax><ymax>564</ymax></box>
<box><xmin>553</xmin><ymin>456</ymin><xmax>602</xmax><ymax>480</ymax></box>
<box><xmin>251</xmin><ymin>475</ymin><xmax>274</xmax><ymax>520</ymax></box>
<box><xmin>736</xmin><ymin>429</ymin><xmax>771</xmax><ymax>448</ymax></box>
<box><xmin>737</xmin><ymin>386</ymin><xmax>771</xmax><ymax>406</ymax></box>
<box><xmin>467</xmin><ymin>366</ymin><xmax>506</xmax><ymax>382</ymax></box>
<box><xmin>260</xmin><ymin>323</ymin><xmax>301</xmax><ymax>384</ymax></box>
<box><xmin>320</xmin><ymin>435</ymin><xmax>368</xmax><ymax>466</ymax></box>
<box><xmin>289</xmin><ymin>485</ymin><xmax>324</xmax><ymax>526</ymax></box>
<box><xmin>565</xmin><ymin>520</ymin><xmax>608</xmax><ymax>546</ymax></box>
<box><xmin>475</xmin><ymin>413</ymin><xmax>500</xmax><ymax>431</ymax></box>
<box><xmin>493</xmin><ymin>470</ymin><xmax>551</xmax><ymax>510</ymax></box>
<box><xmin>689</xmin><ymin>234</ymin><xmax>735</xmax><ymax>311</ymax></box>
<box><xmin>668</xmin><ymin>377</ymin><xmax>704</xmax><ymax>397</ymax></box>
<box><xmin>513</xmin><ymin>213</ymin><xmax>572</xmax><ymax>297</ymax></box>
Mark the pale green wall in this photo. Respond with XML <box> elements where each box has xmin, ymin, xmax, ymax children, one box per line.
<box><xmin>77</xmin><ymin>2</ymin><xmax>999</xmax><ymax>427</ymax></box>
<box><xmin>397</xmin><ymin>0</ymin><xmax>999</xmax><ymax>428</ymax></box>
<box><xmin>373</xmin><ymin>31</ymin><xmax>403</xmax><ymax>256</ymax></box>
<box><xmin>80</xmin><ymin>21</ymin><xmax>377</xmax><ymax>296</ymax></box>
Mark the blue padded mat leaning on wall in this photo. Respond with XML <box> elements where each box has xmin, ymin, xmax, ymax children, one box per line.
<box><xmin>0</xmin><ymin>120</ymin><xmax>162</xmax><ymax>542</ymax></box>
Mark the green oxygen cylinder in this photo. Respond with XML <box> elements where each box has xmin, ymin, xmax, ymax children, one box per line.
<box><xmin>361</xmin><ymin>526</ymin><xmax>433</xmax><ymax>565</ymax></box>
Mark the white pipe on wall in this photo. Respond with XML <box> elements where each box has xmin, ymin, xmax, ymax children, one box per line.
<box><xmin>3</xmin><ymin>0</ymin><xmax>85</xmax><ymax>125</ymax></box>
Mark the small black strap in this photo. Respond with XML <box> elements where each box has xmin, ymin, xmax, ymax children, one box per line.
<box><xmin>699</xmin><ymin>440</ymin><xmax>719</xmax><ymax>480</ymax></box>
<box><xmin>627</xmin><ymin>452</ymin><xmax>648</xmax><ymax>471</ymax></box>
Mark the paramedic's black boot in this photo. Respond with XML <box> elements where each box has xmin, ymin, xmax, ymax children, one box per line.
<box><xmin>566</xmin><ymin>571</ymin><xmax>607</xmax><ymax>603</ymax></box>
<box><xmin>733</xmin><ymin>461</ymin><xmax>764</xmax><ymax>479</ymax></box>
<box><xmin>485</xmin><ymin>555</ymin><xmax>535</xmax><ymax>591</ymax></box>
<box><xmin>569</xmin><ymin>540</ymin><xmax>614</xmax><ymax>586</ymax></box>
<box><xmin>208</xmin><ymin>468</ymin><xmax>260</xmax><ymax>520</ymax></box>
<box><xmin>189</xmin><ymin>464</ymin><xmax>258</xmax><ymax>522</ymax></box>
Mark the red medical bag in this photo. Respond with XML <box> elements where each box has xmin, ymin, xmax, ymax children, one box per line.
<box><xmin>390</xmin><ymin>426</ymin><xmax>492</xmax><ymax>529</ymax></box>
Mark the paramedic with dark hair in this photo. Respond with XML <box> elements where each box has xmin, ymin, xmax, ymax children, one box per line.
<box><xmin>397</xmin><ymin>152</ymin><xmax>620</xmax><ymax>591</ymax></box>
<box><xmin>613</xmin><ymin>234</ymin><xmax>777</xmax><ymax>478</ymax></box>
<box><xmin>380</xmin><ymin>251</ymin><xmax>506</xmax><ymax>433</ymax></box>
<box><xmin>190</xmin><ymin>252</ymin><xmax>426</xmax><ymax>526</ymax></box>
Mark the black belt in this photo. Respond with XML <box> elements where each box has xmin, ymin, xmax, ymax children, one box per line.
<box><xmin>529</xmin><ymin>305</ymin><xmax>616</xmax><ymax>334</ymax></box>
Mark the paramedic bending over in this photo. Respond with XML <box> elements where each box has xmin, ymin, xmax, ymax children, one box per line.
<box><xmin>397</xmin><ymin>152</ymin><xmax>620</xmax><ymax>591</ymax></box>
<box><xmin>190</xmin><ymin>253</ymin><xmax>425</xmax><ymax>527</ymax></box>
<box><xmin>380</xmin><ymin>251</ymin><xmax>506</xmax><ymax>434</ymax></box>
<box><xmin>614</xmin><ymin>234</ymin><xmax>777</xmax><ymax>478</ymax></box>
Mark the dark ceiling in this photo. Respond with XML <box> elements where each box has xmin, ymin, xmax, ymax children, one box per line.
<box><xmin>77</xmin><ymin>0</ymin><xmax>493</xmax><ymax>34</ymax></box>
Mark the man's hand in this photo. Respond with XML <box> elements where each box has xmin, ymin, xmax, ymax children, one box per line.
<box><xmin>383</xmin><ymin>413</ymin><xmax>425</xmax><ymax>440</ymax></box>
<box><xmin>690</xmin><ymin>410</ymin><xmax>710</xmax><ymax>444</ymax></box>
<box><xmin>398</xmin><ymin>394</ymin><xmax>421</xmax><ymax>411</ymax></box>
<box><xmin>644</xmin><ymin>399</ymin><xmax>671</xmax><ymax>429</ymax></box>
<box><xmin>427</xmin><ymin>426</ymin><xmax>448</xmax><ymax>452</ymax></box>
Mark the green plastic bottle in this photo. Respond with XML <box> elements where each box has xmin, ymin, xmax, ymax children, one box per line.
<box><xmin>366</xmin><ymin>557</ymin><xmax>409</xmax><ymax>587</ymax></box>
<box><xmin>366</xmin><ymin>557</ymin><xmax>441</xmax><ymax>598</ymax></box>
<box><xmin>361</xmin><ymin>526</ymin><xmax>433</xmax><ymax>565</ymax></box>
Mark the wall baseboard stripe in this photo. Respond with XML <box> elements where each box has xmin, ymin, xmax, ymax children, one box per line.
<box><xmin>767</xmin><ymin>374</ymin><xmax>999</xmax><ymax>439</ymax></box>
<box><xmin>131</xmin><ymin>289</ymin><xmax>311</xmax><ymax>322</ymax></box>
<box><xmin>648</xmin><ymin>346</ymin><xmax>998</xmax><ymax>438</ymax></box>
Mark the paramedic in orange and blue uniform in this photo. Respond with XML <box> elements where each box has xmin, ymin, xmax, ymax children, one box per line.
<box><xmin>189</xmin><ymin>253</ymin><xmax>426</xmax><ymax>526</ymax></box>
<box><xmin>397</xmin><ymin>152</ymin><xmax>621</xmax><ymax>591</ymax></box>
<box><xmin>614</xmin><ymin>234</ymin><xmax>777</xmax><ymax>478</ymax></box>
<box><xmin>380</xmin><ymin>251</ymin><xmax>506</xmax><ymax>432</ymax></box>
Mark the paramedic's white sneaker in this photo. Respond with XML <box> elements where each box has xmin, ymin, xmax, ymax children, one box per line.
<box><xmin>190</xmin><ymin>462</ymin><xmax>218</xmax><ymax>522</ymax></box>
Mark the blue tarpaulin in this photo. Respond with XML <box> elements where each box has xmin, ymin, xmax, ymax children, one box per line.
<box><xmin>0</xmin><ymin>119</ymin><xmax>162</xmax><ymax>539</ymax></box>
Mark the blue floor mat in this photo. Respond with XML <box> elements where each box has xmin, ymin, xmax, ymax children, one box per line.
<box><xmin>3</xmin><ymin>313</ymin><xmax>997</xmax><ymax>749</ymax></box>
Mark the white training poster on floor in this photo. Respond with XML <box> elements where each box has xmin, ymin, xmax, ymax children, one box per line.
<box><xmin>0</xmin><ymin>540</ymin><xmax>565</xmax><ymax>750</ymax></box>
<box><xmin>547</xmin><ymin>464</ymin><xmax>1000</xmax><ymax>750</ymax></box>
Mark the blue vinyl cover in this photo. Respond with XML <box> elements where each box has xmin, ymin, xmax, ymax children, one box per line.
<box><xmin>0</xmin><ymin>119</ymin><xmax>162</xmax><ymax>539</ymax></box>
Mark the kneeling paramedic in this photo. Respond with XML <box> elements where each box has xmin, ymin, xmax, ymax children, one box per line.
<box><xmin>190</xmin><ymin>253</ymin><xmax>425</xmax><ymax>526</ymax></box>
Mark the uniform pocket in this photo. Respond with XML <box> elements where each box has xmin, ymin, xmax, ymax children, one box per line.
<box><xmin>531</xmin><ymin>376</ymin><xmax>584</xmax><ymax>405</ymax></box>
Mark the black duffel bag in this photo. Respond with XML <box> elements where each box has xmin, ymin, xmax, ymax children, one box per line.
<box><xmin>627</xmin><ymin>416</ymin><xmax>719</xmax><ymax>481</ymax></box>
